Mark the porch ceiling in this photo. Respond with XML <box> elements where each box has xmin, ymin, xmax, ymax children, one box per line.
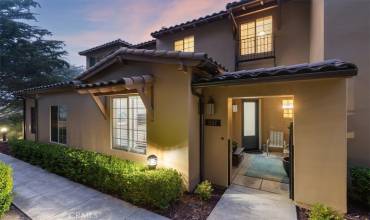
<box><xmin>192</xmin><ymin>59</ymin><xmax>357</xmax><ymax>87</ymax></box>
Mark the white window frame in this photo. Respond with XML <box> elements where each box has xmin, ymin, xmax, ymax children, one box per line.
<box><xmin>110</xmin><ymin>94</ymin><xmax>147</xmax><ymax>155</ymax></box>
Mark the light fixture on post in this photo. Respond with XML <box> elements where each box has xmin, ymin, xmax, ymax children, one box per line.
<box><xmin>282</xmin><ymin>99</ymin><xmax>294</xmax><ymax>118</ymax></box>
<box><xmin>147</xmin><ymin>154</ymin><xmax>158</xmax><ymax>169</ymax></box>
<box><xmin>207</xmin><ymin>97</ymin><xmax>215</xmax><ymax>115</ymax></box>
<box><xmin>1</xmin><ymin>127</ymin><xmax>8</xmax><ymax>142</ymax></box>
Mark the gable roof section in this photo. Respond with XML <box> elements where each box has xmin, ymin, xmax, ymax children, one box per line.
<box><xmin>76</xmin><ymin>47</ymin><xmax>227</xmax><ymax>81</ymax></box>
<box><xmin>78</xmin><ymin>39</ymin><xmax>132</xmax><ymax>56</ymax></box>
<box><xmin>151</xmin><ymin>10</ymin><xmax>229</xmax><ymax>38</ymax></box>
<box><xmin>192</xmin><ymin>59</ymin><xmax>357</xmax><ymax>87</ymax></box>
<box><xmin>13</xmin><ymin>80</ymin><xmax>80</xmax><ymax>95</ymax></box>
<box><xmin>132</xmin><ymin>40</ymin><xmax>156</xmax><ymax>49</ymax></box>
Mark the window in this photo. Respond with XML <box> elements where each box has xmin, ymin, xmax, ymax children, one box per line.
<box><xmin>50</xmin><ymin>105</ymin><xmax>67</xmax><ymax>144</ymax></box>
<box><xmin>89</xmin><ymin>57</ymin><xmax>96</xmax><ymax>67</ymax></box>
<box><xmin>240</xmin><ymin>16</ymin><xmax>273</xmax><ymax>55</ymax></box>
<box><xmin>112</xmin><ymin>95</ymin><xmax>147</xmax><ymax>154</ymax></box>
<box><xmin>30</xmin><ymin>107</ymin><xmax>36</xmax><ymax>134</ymax></box>
<box><xmin>174</xmin><ymin>36</ymin><xmax>194</xmax><ymax>52</ymax></box>
<box><xmin>282</xmin><ymin>100</ymin><xmax>294</xmax><ymax>119</ymax></box>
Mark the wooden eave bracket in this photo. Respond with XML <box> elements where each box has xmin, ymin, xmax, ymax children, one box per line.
<box><xmin>89</xmin><ymin>92</ymin><xmax>108</xmax><ymax>120</ymax></box>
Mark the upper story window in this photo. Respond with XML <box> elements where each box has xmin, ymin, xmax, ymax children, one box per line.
<box><xmin>89</xmin><ymin>57</ymin><xmax>96</xmax><ymax>67</ymax></box>
<box><xmin>240</xmin><ymin>16</ymin><xmax>273</xmax><ymax>55</ymax></box>
<box><xmin>112</xmin><ymin>95</ymin><xmax>147</xmax><ymax>154</ymax></box>
<box><xmin>50</xmin><ymin>105</ymin><xmax>67</xmax><ymax>144</ymax></box>
<box><xmin>174</xmin><ymin>36</ymin><xmax>194</xmax><ymax>52</ymax></box>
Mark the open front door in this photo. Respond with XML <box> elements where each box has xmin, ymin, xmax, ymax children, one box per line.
<box><xmin>242</xmin><ymin>99</ymin><xmax>259</xmax><ymax>151</ymax></box>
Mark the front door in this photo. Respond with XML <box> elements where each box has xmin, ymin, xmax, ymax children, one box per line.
<box><xmin>242</xmin><ymin>99</ymin><xmax>259</xmax><ymax>150</ymax></box>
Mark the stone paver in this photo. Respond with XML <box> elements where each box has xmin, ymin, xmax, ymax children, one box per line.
<box><xmin>208</xmin><ymin>184</ymin><xmax>297</xmax><ymax>220</ymax></box>
<box><xmin>0</xmin><ymin>153</ymin><xmax>168</xmax><ymax>220</ymax></box>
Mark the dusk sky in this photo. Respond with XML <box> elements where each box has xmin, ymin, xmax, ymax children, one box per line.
<box><xmin>30</xmin><ymin>0</ymin><xmax>230</xmax><ymax>67</ymax></box>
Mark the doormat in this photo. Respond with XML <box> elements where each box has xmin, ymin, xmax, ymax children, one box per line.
<box><xmin>245</xmin><ymin>154</ymin><xmax>289</xmax><ymax>184</ymax></box>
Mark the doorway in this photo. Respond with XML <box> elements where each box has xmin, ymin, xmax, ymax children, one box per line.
<box><xmin>242</xmin><ymin>99</ymin><xmax>259</xmax><ymax>151</ymax></box>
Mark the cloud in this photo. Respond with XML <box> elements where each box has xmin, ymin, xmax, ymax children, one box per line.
<box><xmin>57</xmin><ymin>0</ymin><xmax>230</xmax><ymax>66</ymax></box>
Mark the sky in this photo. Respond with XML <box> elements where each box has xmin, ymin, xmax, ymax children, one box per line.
<box><xmin>30</xmin><ymin>0</ymin><xmax>230</xmax><ymax>66</ymax></box>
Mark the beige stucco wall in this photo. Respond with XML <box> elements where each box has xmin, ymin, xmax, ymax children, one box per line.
<box><xmin>30</xmin><ymin>61</ymin><xmax>200</xmax><ymax>191</ymax></box>
<box><xmin>309</xmin><ymin>0</ymin><xmax>324</xmax><ymax>62</ymax></box>
<box><xmin>203</xmin><ymin>78</ymin><xmax>348</xmax><ymax>212</ymax></box>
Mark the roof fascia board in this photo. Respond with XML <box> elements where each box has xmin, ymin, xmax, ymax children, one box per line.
<box><xmin>192</xmin><ymin>69</ymin><xmax>357</xmax><ymax>88</ymax></box>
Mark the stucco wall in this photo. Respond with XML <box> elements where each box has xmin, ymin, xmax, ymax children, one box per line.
<box><xmin>32</xmin><ymin>61</ymin><xmax>200</xmax><ymax>190</ymax></box>
<box><xmin>202</xmin><ymin>78</ymin><xmax>348</xmax><ymax>212</ymax></box>
<box><xmin>156</xmin><ymin>19</ymin><xmax>236</xmax><ymax>71</ymax></box>
<box><xmin>323</xmin><ymin>0</ymin><xmax>370</xmax><ymax>167</ymax></box>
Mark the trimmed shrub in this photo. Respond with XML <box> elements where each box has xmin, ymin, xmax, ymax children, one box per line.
<box><xmin>309</xmin><ymin>203</ymin><xmax>343</xmax><ymax>220</ymax></box>
<box><xmin>9</xmin><ymin>139</ymin><xmax>183</xmax><ymax>209</ymax></box>
<box><xmin>0</xmin><ymin>162</ymin><xmax>13</xmax><ymax>218</ymax></box>
<box><xmin>350</xmin><ymin>167</ymin><xmax>370</xmax><ymax>208</ymax></box>
<box><xmin>195</xmin><ymin>180</ymin><xmax>213</xmax><ymax>201</ymax></box>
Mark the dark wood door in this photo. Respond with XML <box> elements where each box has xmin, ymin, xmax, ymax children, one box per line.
<box><xmin>242</xmin><ymin>99</ymin><xmax>259</xmax><ymax>150</ymax></box>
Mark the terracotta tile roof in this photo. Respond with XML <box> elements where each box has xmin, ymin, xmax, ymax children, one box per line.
<box><xmin>151</xmin><ymin>10</ymin><xmax>229</xmax><ymax>38</ymax></box>
<box><xmin>226</xmin><ymin>0</ymin><xmax>259</xmax><ymax>9</ymax></box>
<box><xmin>76</xmin><ymin>75</ymin><xmax>153</xmax><ymax>89</ymax></box>
<box><xmin>192</xmin><ymin>59</ymin><xmax>357</xmax><ymax>87</ymax></box>
<box><xmin>13</xmin><ymin>81</ymin><xmax>81</xmax><ymax>95</ymax></box>
<box><xmin>132</xmin><ymin>40</ymin><xmax>156</xmax><ymax>49</ymax></box>
<box><xmin>76</xmin><ymin>47</ymin><xmax>227</xmax><ymax>80</ymax></box>
<box><xmin>78</xmin><ymin>39</ymin><xmax>132</xmax><ymax>55</ymax></box>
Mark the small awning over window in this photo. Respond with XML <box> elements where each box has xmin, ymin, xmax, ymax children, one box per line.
<box><xmin>76</xmin><ymin>75</ymin><xmax>153</xmax><ymax>120</ymax></box>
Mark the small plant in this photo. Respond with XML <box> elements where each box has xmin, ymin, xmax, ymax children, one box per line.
<box><xmin>309</xmin><ymin>203</ymin><xmax>343</xmax><ymax>220</ymax></box>
<box><xmin>349</xmin><ymin>167</ymin><xmax>370</xmax><ymax>208</ymax></box>
<box><xmin>195</xmin><ymin>180</ymin><xmax>213</xmax><ymax>201</ymax></box>
<box><xmin>0</xmin><ymin>162</ymin><xmax>13</xmax><ymax>217</ymax></box>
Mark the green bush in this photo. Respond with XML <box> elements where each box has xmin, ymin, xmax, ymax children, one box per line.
<box><xmin>9</xmin><ymin>139</ymin><xmax>183</xmax><ymax>209</ymax></box>
<box><xmin>0</xmin><ymin>162</ymin><xmax>13</xmax><ymax>218</ymax></box>
<box><xmin>350</xmin><ymin>167</ymin><xmax>370</xmax><ymax>208</ymax></box>
<box><xmin>309</xmin><ymin>203</ymin><xmax>343</xmax><ymax>220</ymax></box>
<box><xmin>195</xmin><ymin>180</ymin><xmax>213</xmax><ymax>201</ymax></box>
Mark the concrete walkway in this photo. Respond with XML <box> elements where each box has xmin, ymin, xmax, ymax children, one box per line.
<box><xmin>208</xmin><ymin>184</ymin><xmax>297</xmax><ymax>220</ymax></box>
<box><xmin>0</xmin><ymin>153</ymin><xmax>167</xmax><ymax>220</ymax></box>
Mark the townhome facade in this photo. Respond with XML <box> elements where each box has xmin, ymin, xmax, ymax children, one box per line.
<box><xmin>18</xmin><ymin>0</ymin><xmax>369</xmax><ymax>213</ymax></box>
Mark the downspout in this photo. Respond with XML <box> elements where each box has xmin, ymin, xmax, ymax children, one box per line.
<box><xmin>192</xmin><ymin>88</ymin><xmax>205</xmax><ymax>182</ymax></box>
<box><xmin>23</xmin><ymin>98</ymin><xmax>26</xmax><ymax>140</ymax></box>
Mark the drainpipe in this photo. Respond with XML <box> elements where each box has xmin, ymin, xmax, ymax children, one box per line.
<box><xmin>192</xmin><ymin>89</ymin><xmax>205</xmax><ymax>182</ymax></box>
<box><xmin>23</xmin><ymin>98</ymin><xmax>26</xmax><ymax>140</ymax></box>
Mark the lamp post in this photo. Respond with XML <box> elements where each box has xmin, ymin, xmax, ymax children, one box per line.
<box><xmin>1</xmin><ymin>127</ymin><xmax>8</xmax><ymax>142</ymax></box>
<box><xmin>147</xmin><ymin>154</ymin><xmax>158</xmax><ymax>169</ymax></box>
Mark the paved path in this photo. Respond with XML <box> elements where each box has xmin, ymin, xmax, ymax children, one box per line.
<box><xmin>208</xmin><ymin>184</ymin><xmax>297</xmax><ymax>220</ymax></box>
<box><xmin>0</xmin><ymin>153</ymin><xmax>167</xmax><ymax>220</ymax></box>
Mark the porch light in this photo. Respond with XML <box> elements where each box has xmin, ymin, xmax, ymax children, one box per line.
<box><xmin>1</xmin><ymin>127</ymin><xmax>8</xmax><ymax>142</ymax></box>
<box><xmin>207</xmin><ymin>97</ymin><xmax>215</xmax><ymax>115</ymax></box>
<box><xmin>282</xmin><ymin>100</ymin><xmax>294</xmax><ymax>109</ymax></box>
<box><xmin>147</xmin><ymin>154</ymin><xmax>158</xmax><ymax>169</ymax></box>
<box><xmin>232</xmin><ymin>104</ymin><xmax>238</xmax><ymax>113</ymax></box>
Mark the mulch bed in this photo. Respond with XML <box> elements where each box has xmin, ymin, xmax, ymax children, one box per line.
<box><xmin>160</xmin><ymin>187</ymin><xmax>225</xmax><ymax>220</ymax></box>
<box><xmin>0</xmin><ymin>141</ymin><xmax>11</xmax><ymax>155</ymax></box>
<box><xmin>296</xmin><ymin>201</ymin><xmax>370</xmax><ymax>220</ymax></box>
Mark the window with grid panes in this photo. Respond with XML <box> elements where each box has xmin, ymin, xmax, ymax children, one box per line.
<box><xmin>240</xmin><ymin>16</ymin><xmax>272</xmax><ymax>55</ymax></box>
<box><xmin>112</xmin><ymin>95</ymin><xmax>147</xmax><ymax>154</ymax></box>
<box><xmin>174</xmin><ymin>36</ymin><xmax>194</xmax><ymax>52</ymax></box>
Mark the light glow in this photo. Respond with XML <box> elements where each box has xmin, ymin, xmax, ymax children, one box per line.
<box><xmin>0</xmin><ymin>127</ymin><xmax>8</xmax><ymax>133</ymax></box>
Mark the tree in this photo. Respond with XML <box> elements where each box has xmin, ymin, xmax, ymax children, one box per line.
<box><xmin>0</xmin><ymin>0</ymin><xmax>79</xmax><ymax>120</ymax></box>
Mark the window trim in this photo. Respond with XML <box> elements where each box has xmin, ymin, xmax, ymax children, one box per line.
<box><xmin>110</xmin><ymin>94</ymin><xmax>147</xmax><ymax>155</ymax></box>
<box><xmin>239</xmin><ymin>15</ymin><xmax>273</xmax><ymax>56</ymax></box>
<box><xmin>49</xmin><ymin>105</ymin><xmax>67</xmax><ymax>145</ymax></box>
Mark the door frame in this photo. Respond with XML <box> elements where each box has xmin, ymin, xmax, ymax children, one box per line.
<box><xmin>241</xmin><ymin>99</ymin><xmax>260</xmax><ymax>151</ymax></box>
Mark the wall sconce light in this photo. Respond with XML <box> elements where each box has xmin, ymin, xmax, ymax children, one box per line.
<box><xmin>282</xmin><ymin>100</ymin><xmax>294</xmax><ymax>109</ymax></box>
<box><xmin>147</xmin><ymin>154</ymin><xmax>158</xmax><ymax>169</ymax></box>
<box><xmin>207</xmin><ymin>97</ymin><xmax>215</xmax><ymax>115</ymax></box>
<box><xmin>232</xmin><ymin>104</ymin><xmax>238</xmax><ymax>113</ymax></box>
<box><xmin>1</xmin><ymin>127</ymin><xmax>8</xmax><ymax>142</ymax></box>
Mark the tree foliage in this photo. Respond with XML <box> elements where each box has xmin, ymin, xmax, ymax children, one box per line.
<box><xmin>0</xmin><ymin>0</ymin><xmax>80</xmax><ymax>119</ymax></box>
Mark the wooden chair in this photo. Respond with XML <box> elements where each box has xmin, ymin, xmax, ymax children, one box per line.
<box><xmin>266</xmin><ymin>130</ymin><xmax>287</xmax><ymax>155</ymax></box>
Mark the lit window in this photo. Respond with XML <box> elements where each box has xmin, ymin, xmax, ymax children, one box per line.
<box><xmin>50</xmin><ymin>105</ymin><xmax>67</xmax><ymax>144</ymax></box>
<box><xmin>240</xmin><ymin>16</ymin><xmax>272</xmax><ymax>55</ymax></box>
<box><xmin>282</xmin><ymin>100</ymin><xmax>294</xmax><ymax>118</ymax></box>
<box><xmin>112</xmin><ymin>95</ymin><xmax>147</xmax><ymax>154</ymax></box>
<box><xmin>174</xmin><ymin>36</ymin><xmax>194</xmax><ymax>52</ymax></box>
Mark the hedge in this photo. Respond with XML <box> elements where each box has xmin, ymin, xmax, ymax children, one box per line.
<box><xmin>349</xmin><ymin>167</ymin><xmax>370</xmax><ymax>209</ymax></box>
<box><xmin>9</xmin><ymin>139</ymin><xmax>183</xmax><ymax>210</ymax></box>
<box><xmin>0</xmin><ymin>161</ymin><xmax>13</xmax><ymax>218</ymax></box>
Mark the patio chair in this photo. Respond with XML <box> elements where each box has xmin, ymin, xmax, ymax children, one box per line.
<box><xmin>266</xmin><ymin>130</ymin><xmax>288</xmax><ymax>156</ymax></box>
